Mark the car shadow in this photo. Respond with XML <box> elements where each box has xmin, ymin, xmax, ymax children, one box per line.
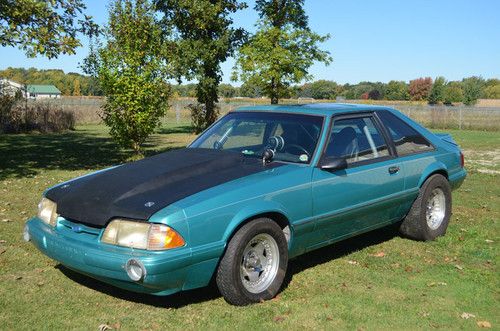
<box><xmin>56</xmin><ymin>223</ymin><xmax>401</xmax><ymax>308</ymax></box>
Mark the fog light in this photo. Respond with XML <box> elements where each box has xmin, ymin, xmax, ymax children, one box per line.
<box><xmin>125</xmin><ymin>258</ymin><xmax>146</xmax><ymax>282</ymax></box>
<box><xmin>23</xmin><ymin>224</ymin><xmax>30</xmax><ymax>242</ymax></box>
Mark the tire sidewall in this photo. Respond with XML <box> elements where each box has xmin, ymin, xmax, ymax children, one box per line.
<box><xmin>228</xmin><ymin>219</ymin><xmax>288</xmax><ymax>303</ymax></box>
<box><xmin>419</xmin><ymin>175</ymin><xmax>452</xmax><ymax>240</ymax></box>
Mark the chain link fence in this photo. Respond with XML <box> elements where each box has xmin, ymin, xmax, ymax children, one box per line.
<box><xmin>25</xmin><ymin>96</ymin><xmax>500</xmax><ymax>131</ymax></box>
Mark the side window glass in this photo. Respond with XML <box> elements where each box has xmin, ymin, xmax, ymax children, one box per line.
<box><xmin>377</xmin><ymin>111</ymin><xmax>433</xmax><ymax>156</ymax></box>
<box><xmin>325</xmin><ymin>116</ymin><xmax>389</xmax><ymax>165</ymax></box>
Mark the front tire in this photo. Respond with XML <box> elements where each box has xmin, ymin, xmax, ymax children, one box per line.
<box><xmin>216</xmin><ymin>218</ymin><xmax>288</xmax><ymax>305</ymax></box>
<box><xmin>400</xmin><ymin>174</ymin><xmax>452</xmax><ymax>241</ymax></box>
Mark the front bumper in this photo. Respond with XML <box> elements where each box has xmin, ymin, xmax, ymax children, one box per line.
<box><xmin>26</xmin><ymin>217</ymin><xmax>197</xmax><ymax>295</ymax></box>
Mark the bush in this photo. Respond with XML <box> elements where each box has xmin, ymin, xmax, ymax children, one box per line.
<box><xmin>188</xmin><ymin>103</ymin><xmax>220</xmax><ymax>134</ymax></box>
<box><xmin>0</xmin><ymin>103</ymin><xmax>75</xmax><ymax>133</ymax></box>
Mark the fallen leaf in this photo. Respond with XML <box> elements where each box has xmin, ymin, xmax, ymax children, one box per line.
<box><xmin>0</xmin><ymin>240</ymin><xmax>6</xmax><ymax>244</ymax></box>
<box><xmin>0</xmin><ymin>248</ymin><xmax>5</xmax><ymax>254</ymax></box>
<box><xmin>454</xmin><ymin>264</ymin><xmax>464</xmax><ymax>270</ymax></box>
<box><xmin>371</xmin><ymin>251</ymin><xmax>386</xmax><ymax>257</ymax></box>
<box><xmin>15</xmin><ymin>276</ymin><xmax>22</xmax><ymax>280</ymax></box>
<box><xmin>428</xmin><ymin>282</ymin><xmax>447</xmax><ymax>287</ymax></box>
<box><xmin>326</xmin><ymin>316</ymin><xmax>333</xmax><ymax>321</ymax></box>
<box><xmin>111</xmin><ymin>323</ymin><xmax>121</xmax><ymax>330</ymax></box>
<box><xmin>485</xmin><ymin>239</ymin><xmax>494</xmax><ymax>243</ymax></box>
<box><xmin>422</xmin><ymin>312</ymin><xmax>430</xmax><ymax>317</ymax></box>
<box><xmin>460</xmin><ymin>312</ymin><xmax>476</xmax><ymax>319</ymax></box>
<box><xmin>347</xmin><ymin>260</ymin><xmax>358</xmax><ymax>265</ymax></box>
<box><xmin>98</xmin><ymin>324</ymin><xmax>113</xmax><ymax>331</ymax></box>
<box><xmin>36</xmin><ymin>282</ymin><xmax>44</xmax><ymax>287</ymax></box>
<box><xmin>477</xmin><ymin>321</ymin><xmax>491</xmax><ymax>328</ymax></box>
<box><xmin>273</xmin><ymin>316</ymin><xmax>285</xmax><ymax>323</ymax></box>
<box><xmin>1</xmin><ymin>219</ymin><xmax>11</xmax><ymax>223</ymax></box>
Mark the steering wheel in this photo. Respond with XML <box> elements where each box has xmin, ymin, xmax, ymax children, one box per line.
<box><xmin>284</xmin><ymin>144</ymin><xmax>310</xmax><ymax>158</ymax></box>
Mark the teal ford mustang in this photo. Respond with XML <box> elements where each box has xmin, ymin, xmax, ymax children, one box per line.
<box><xmin>24</xmin><ymin>104</ymin><xmax>466</xmax><ymax>305</ymax></box>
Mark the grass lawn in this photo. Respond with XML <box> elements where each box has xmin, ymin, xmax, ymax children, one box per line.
<box><xmin>0</xmin><ymin>124</ymin><xmax>498</xmax><ymax>330</ymax></box>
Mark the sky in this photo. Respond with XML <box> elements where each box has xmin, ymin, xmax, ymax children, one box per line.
<box><xmin>0</xmin><ymin>0</ymin><xmax>499</xmax><ymax>85</ymax></box>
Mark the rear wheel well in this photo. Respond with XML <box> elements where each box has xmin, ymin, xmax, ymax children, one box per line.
<box><xmin>421</xmin><ymin>170</ymin><xmax>448</xmax><ymax>187</ymax></box>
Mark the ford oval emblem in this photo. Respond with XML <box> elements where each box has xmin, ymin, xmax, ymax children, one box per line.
<box><xmin>144</xmin><ymin>202</ymin><xmax>155</xmax><ymax>207</ymax></box>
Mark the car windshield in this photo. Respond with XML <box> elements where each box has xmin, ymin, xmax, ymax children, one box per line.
<box><xmin>189</xmin><ymin>111</ymin><xmax>324</xmax><ymax>164</ymax></box>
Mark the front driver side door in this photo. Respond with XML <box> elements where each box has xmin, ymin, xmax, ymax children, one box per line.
<box><xmin>310</xmin><ymin>113</ymin><xmax>405</xmax><ymax>248</ymax></box>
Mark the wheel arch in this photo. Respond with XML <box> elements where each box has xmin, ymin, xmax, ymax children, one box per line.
<box><xmin>418</xmin><ymin>162</ymin><xmax>449</xmax><ymax>188</ymax></box>
<box><xmin>222</xmin><ymin>204</ymin><xmax>293</xmax><ymax>249</ymax></box>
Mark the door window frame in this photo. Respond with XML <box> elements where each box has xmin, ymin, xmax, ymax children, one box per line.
<box><xmin>317</xmin><ymin>111</ymin><xmax>397</xmax><ymax>169</ymax></box>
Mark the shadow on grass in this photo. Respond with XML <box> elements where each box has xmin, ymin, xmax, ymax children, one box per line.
<box><xmin>157</xmin><ymin>125</ymin><xmax>194</xmax><ymax>135</ymax></box>
<box><xmin>0</xmin><ymin>127</ymin><xmax>187</xmax><ymax>180</ymax></box>
<box><xmin>57</xmin><ymin>223</ymin><xmax>400</xmax><ymax>308</ymax></box>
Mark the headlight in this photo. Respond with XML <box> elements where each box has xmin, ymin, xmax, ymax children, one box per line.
<box><xmin>37</xmin><ymin>197</ymin><xmax>58</xmax><ymax>227</ymax></box>
<box><xmin>101</xmin><ymin>219</ymin><xmax>185</xmax><ymax>250</ymax></box>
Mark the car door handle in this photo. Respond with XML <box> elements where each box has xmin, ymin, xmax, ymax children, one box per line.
<box><xmin>388</xmin><ymin>166</ymin><xmax>400</xmax><ymax>174</ymax></box>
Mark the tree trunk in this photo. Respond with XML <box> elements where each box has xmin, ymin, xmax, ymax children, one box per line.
<box><xmin>270</xmin><ymin>77</ymin><xmax>278</xmax><ymax>104</ymax></box>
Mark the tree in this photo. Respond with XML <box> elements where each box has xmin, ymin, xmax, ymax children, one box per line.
<box><xmin>83</xmin><ymin>0</ymin><xmax>171</xmax><ymax>154</ymax></box>
<box><xmin>385</xmin><ymin>80</ymin><xmax>409</xmax><ymax>100</ymax></box>
<box><xmin>462</xmin><ymin>76</ymin><xmax>484</xmax><ymax>106</ymax></box>
<box><xmin>305</xmin><ymin>80</ymin><xmax>339</xmax><ymax>100</ymax></box>
<box><xmin>240</xmin><ymin>80</ymin><xmax>263</xmax><ymax>98</ymax></box>
<box><xmin>443</xmin><ymin>82</ymin><xmax>463</xmax><ymax>105</ymax></box>
<box><xmin>72</xmin><ymin>79</ymin><xmax>81</xmax><ymax>96</ymax></box>
<box><xmin>483</xmin><ymin>84</ymin><xmax>500</xmax><ymax>99</ymax></box>
<box><xmin>233</xmin><ymin>0</ymin><xmax>331</xmax><ymax>104</ymax></box>
<box><xmin>409</xmin><ymin>77</ymin><xmax>433</xmax><ymax>101</ymax></box>
<box><xmin>156</xmin><ymin>0</ymin><xmax>247</xmax><ymax>132</ymax></box>
<box><xmin>0</xmin><ymin>0</ymin><xmax>98</xmax><ymax>59</ymax></box>
<box><xmin>368</xmin><ymin>89</ymin><xmax>381</xmax><ymax>100</ymax></box>
<box><xmin>428</xmin><ymin>76</ymin><xmax>446</xmax><ymax>104</ymax></box>
<box><xmin>218</xmin><ymin>83</ymin><xmax>238</xmax><ymax>98</ymax></box>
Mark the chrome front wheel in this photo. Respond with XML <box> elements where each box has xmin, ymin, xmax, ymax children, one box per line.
<box><xmin>240</xmin><ymin>233</ymin><xmax>280</xmax><ymax>294</ymax></box>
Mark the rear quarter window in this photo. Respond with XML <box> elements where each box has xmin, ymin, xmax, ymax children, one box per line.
<box><xmin>377</xmin><ymin>111</ymin><xmax>434</xmax><ymax>156</ymax></box>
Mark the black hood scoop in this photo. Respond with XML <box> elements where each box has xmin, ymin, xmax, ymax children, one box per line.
<box><xmin>45</xmin><ymin>148</ymin><xmax>281</xmax><ymax>227</ymax></box>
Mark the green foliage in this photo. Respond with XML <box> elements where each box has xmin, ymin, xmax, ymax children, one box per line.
<box><xmin>0</xmin><ymin>67</ymin><xmax>102</xmax><ymax>96</ymax></box>
<box><xmin>218</xmin><ymin>83</ymin><xmax>238</xmax><ymax>98</ymax></box>
<box><xmin>385</xmin><ymin>81</ymin><xmax>409</xmax><ymax>101</ymax></box>
<box><xmin>443</xmin><ymin>82</ymin><xmax>463</xmax><ymax>105</ymax></box>
<box><xmin>299</xmin><ymin>80</ymin><xmax>339</xmax><ymax>100</ymax></box>
<box><xmin>233</xmin><ymin>0</ymin><xmax>331</xmax><ymax>104</ymax></box>
<box><xmin>156</xmin><ymin>0</ymin><xmax>247</xmax><ymax>130</ymax></box>
<box><xmin>428</xmin><ymin>76</ymin><xmax>446</xmax><ymax>104</ymax></box>
<box><xmin>240</xmin><ymin>80</ymin><xmax>264</xmax><ymax>98</ymax></box>
<box><xmin>483</xmin><ymin>84</ymin><xmax>500</xmax><ymax>99</ymax></box>
<box><xmin>84</xmin><ymin>0</ymin><xmax>171</xmax><ymax>154</ymax></box>
<box><xmin>0</xmin><ymin>0</ymin><xmax>98</xmax><ymax>59</ymax></box>
<box><xmin>462</xmin><ymin>76</ymin><xmax>484</xmax><ymax>105</ymax></box>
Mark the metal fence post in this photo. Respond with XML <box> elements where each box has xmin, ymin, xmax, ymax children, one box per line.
<box><xmin>459</xmin><ymin>106</ymin><xmax>463</xmax><ymax>130</ymax></box>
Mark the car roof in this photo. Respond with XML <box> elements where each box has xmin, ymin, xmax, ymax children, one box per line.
<box><xmin>234</xmin><ymin>103</ymin><xmax>393</xmax><ymax>116</ymax></box>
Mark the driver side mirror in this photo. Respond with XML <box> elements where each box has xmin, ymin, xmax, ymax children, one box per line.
<box><xmin>320</xmin><ymin>157</ymin><xmax>348</xmax><ymax>172</ymax></box>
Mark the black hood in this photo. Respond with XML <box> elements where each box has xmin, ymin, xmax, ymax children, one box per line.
<box><xmin>45</xmin><ymin>148</ymin><xmax>282</xmax><ymax>227</ymax></box>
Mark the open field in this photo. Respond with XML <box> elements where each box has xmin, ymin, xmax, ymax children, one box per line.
<box><xmin>27</xmin><ymin>96</ymin><xmax>500</xmax><ymax>131</ymax></box>
<box><xmin>0</xmin><ymin>124</ymin><xmax>499</xmax><ymax>330</ymax></box>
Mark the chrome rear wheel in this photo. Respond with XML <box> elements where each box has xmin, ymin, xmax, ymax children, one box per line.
<box><xmin>426</xmin><ymin>188</ymin><xmax>446</xmax><ymax>230</ymax></box>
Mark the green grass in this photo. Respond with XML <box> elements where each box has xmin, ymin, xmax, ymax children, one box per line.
<box><xmin>0</xmin><ymin>125</ymin><xmax>498</xmax><ymax>330</ymax></box>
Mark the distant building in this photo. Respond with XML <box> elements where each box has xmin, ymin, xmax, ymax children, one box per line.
<box><xmin>26</xmin><ymin>85</ymin><xmax>61</xmax><ymax>99</ymax></box>
<box><xmin>0</xmin><ymin>80</ymin><xmax>62</xmax><ymax>99</ymax></box>
<box><xmin>0</xmin><ymin>78</ymin><xmax>23</xmax><ymax>96</ymax></box>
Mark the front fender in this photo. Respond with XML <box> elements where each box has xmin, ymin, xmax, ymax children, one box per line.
<box><xmin>222</xmin><ymin>201</ymin><xmax>291</xmax><ymax>242</ymax></box>
<box><xmin>417</xmin><ymin>161</ymin><xmax>448</xmax><ymax>187</ymax></box>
